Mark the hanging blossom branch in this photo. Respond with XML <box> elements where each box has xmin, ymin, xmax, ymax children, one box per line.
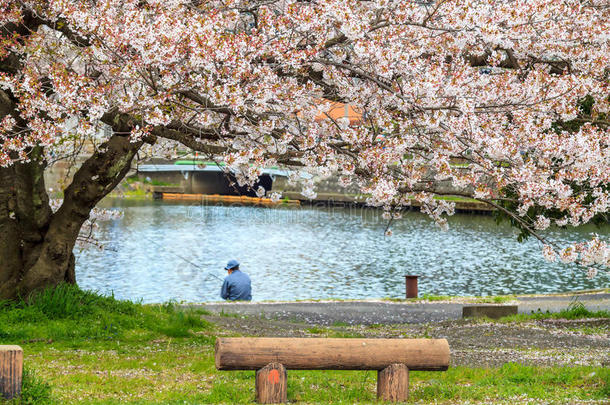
<box><xmin>49</xmin><ymin>199</ymin><xmax>122</xmax><ymax>249</ymax></box>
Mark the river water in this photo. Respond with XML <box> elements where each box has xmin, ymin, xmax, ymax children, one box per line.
<box><xmin>75</xmin><ymin>200</ymin><xmax>609</xmax><ymax>303</ymax></box>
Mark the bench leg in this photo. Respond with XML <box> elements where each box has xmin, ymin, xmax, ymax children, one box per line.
<box><xmin>0</xmin><ymin>346</ymin><xmax>23</xmax><ymax>400</ymax></box>
<box><xmin>377</xmin><ymin>363</ymin><xmax>408</xmax><ymax>402</ymax></box>
<box><xmin>255</xmin><ymin>362</ymin><xmax>287</xmax><ymax>404</ymax></box>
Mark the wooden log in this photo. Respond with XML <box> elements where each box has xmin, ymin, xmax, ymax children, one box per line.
<box><xmin>0</xmin><ymin>345</ymin><xmax>23</xmax><ymax>400</ymax></box>
<box><xmin>255</xmin><ymin>363</ymin><xmax>287</xmax><ymax>404</ymax></box>
<box><xmin>377</xmin><ymin>364</ymin><xmax>409</xmax><ymax>402</ymax></box>
<box><xmin>215</xmin><ymin>338</ymin><xmax>449</xmax><ymax>371</ymax></box>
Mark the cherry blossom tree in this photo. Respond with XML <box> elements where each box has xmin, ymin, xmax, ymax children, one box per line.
<box><xmin>1</xmin><ymin>0</ymin><xmax>608</xmax><ymax>299</ymax></box>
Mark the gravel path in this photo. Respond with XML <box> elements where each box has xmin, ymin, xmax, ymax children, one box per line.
<box><xmin>206</xmin><ymin>315</ymin><xmax>610</xmax><ymax>367</ymax></box>
<box><xmin>204</xmin><ymin>314</ymin><xmax>609</xmax><ymax>368</ymax></box>
<box><xmin>194</xmin><ymin>291</ymin><xmax>609</xmax><ymax>368</ymax></box>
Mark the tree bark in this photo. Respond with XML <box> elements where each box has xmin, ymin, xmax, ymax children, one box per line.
<box><xmin>0</xmin><ymin>123</ymin><xmax>148</xmax><ymax>299</ymax></box>
<box><xmin>215</xmin><ymin>337</ymin><xmax>450</xmax><ymax>371</ymax></box>
<box><xmin>0</xmin><ymin>131</ymin><xmax>146</xmax><ymax>300</ymax></box>
<box><xmin>377</xmin><ymin>364</ymin><xmax>409</xmax><ymax>402</ymax></box>
<box><xmin>0</xmin><ymin>148</ymin><xmax>53</xmax><ymax>299</ymax></box>
<box><xmin>0</xmin><ymin>346</ymin><xmax>23</xmax><ymax>400</ymax></box>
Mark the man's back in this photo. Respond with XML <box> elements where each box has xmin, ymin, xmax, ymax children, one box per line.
<box><xmin>220</xmin><ymin>270</ymin><xmax>252</xmax><ymax>301</ymax></box>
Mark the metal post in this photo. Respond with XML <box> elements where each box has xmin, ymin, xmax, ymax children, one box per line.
<box><xmin>404</xmin><ymin>275</ymin><xmax>419</xmax><ymax>299</ymax></box>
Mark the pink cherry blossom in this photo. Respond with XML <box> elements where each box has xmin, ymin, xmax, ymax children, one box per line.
<box><xmin>1</xmin><ymin>0</ymin><xmax>607</xmax><ymax>279</ymax></box>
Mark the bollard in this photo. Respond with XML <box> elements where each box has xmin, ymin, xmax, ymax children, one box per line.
<box><xmin>405</xmin><ymin>275</ymin><xmax>419</xmax><ymax>298</ymax></box>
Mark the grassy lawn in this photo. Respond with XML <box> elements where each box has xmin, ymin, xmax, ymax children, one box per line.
<box><xmin>1</xmin><ymin>285</ymin><xmax>608</xmax><ymax>404</ymax></box>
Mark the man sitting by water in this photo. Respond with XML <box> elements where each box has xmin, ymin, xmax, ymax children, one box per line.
<box><xmin>220</xmin><ymin>260</ymin><xmax>252</xmax><ymax>301</ymax></box>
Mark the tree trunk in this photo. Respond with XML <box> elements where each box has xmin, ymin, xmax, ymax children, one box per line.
<box><xmin>0</xmin><ymin>130</ymin><xmax>148</xmax><ymax>300</ymax></box>
<box><xmin>0</xmin><ymin>151</ymin><xmax>53</xmax><ymax>299</ymax></box>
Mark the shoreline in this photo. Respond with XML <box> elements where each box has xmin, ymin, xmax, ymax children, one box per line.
<box><xmin>181</xmin><ymin>288</ymin><xmax>610</xmax><ymax>306</ymax></box>
<box><xmin>189</xmin><ymin>289</ymin><xmax>610</xmax><ymax>326</ymax></box>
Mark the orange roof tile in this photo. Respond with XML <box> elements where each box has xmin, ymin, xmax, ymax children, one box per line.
<box><xmin>315</xmin><ymin>101</ymin><xmax>362</xmax><ymax>125</ymax></box>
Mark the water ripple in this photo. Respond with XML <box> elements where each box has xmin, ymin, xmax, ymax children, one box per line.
<box><xmin>75</xmin><ymin>200</ymin><xmax>609</xmax><ymax>303</ymax></box>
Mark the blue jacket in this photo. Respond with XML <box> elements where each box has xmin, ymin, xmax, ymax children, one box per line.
<box><xmin>220</xmin><ymin>270</ymin><xmax>252</xmax><ymax>301</ymax></box>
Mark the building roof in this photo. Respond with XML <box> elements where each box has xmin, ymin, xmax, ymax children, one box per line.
<box><xmin>315</xmin><ymin>101</ymin><xmax>362</xmax><ymax>125</ymax></box>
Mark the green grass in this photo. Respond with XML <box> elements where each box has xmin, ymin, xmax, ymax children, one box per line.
<box><xmin>565</xmin><ymin>325</ymin><xmax>608</xmax><ymax>335</ymax></box>
<box><xmin>125</xmin><ymin>176</ymin><xmax>177</xmax><ymax>187</ymax></box>
<box><xmin>305</xmin><ymin>326</ymin><xmax>364</xmax><ymax>338</ymax></box>
<box><xmin>410</xmin><ymin>363</ymin><xmax>609</xmax><ymax>403</ymax></box>
<box><xmin>499</xmin><ymin>300</ymin><xmax>610</xmax><ymax>322</ymax></box>
<box><xmin>5</xmin><ymin>366</ymin><xmax>53</xmax><ymax>405</ymax></box>
<box><xmin>0</xmin><ymin>285</ymin><xmax>214</xmax><ymax>404</ymax></box>
<box><xmin>120</xmin><ymin>189</ymin><xmax>151</xmax><ymax>198</ymax></box>
<box><xmin>109</xmin><ymin>176</ymin><xmax>179</xmax><ymax>199</ymax></box>
<box><xmin>492</xmin><ymin>295</ymin><xmax>514</xmax><ymax>303</ymax></box>
<box><xmin>468</xmin><ymin>295</ymin><xmax>516</xmax><ymax>304</ymax></box>
<box><xmin>218</xmin><ymin>309</ymin><xmax>244</xmax><ymax>318</ymax></box>
<box><xmin>0</xmin><ymin>285</ymin><xmax>212</xmax><ymax>345</ymax></box>
<box><xmin>383</xmin><ymin>294</ymin><xmax>516</xmax><ymax>303</ymax></box>
<box><xmin>420</xmin><ymin>293</ymin><xmax>453</xmax><ymax>301</ymax></box>
<box><xmin>306</xmin><ymin>326</ymin><xmax>328</xmax><ymax>334</ymax></box>
<box><xmin>1</xmin><ymin>285</ymin><xmax>608</xmax><ymax>404</ymax></box>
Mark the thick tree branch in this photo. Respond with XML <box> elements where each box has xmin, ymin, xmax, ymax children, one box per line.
<box><xmin>151</xmin><ymin>126</ymin><xmax>227</xmax><ymax>155</ymax></box>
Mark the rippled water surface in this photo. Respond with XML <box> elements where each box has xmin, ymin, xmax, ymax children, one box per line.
<box><xmin>75</xmin><ymin>200</ymin><xmax>609</xmax><ymax>303</ymax></box>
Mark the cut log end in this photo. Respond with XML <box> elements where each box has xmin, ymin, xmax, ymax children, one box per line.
<box><xmin>0</xmin><ymin>345</ymin><xmax>23</xmax><ymax>400</ymax></box>
<box><xmin>255</xmin><ymin>362</ymin><xmax>287</xmax><ymax>404</ymax></box>
<box><xmin>377</xmin><ymin>363</ymin><xmax>409</xmax><ymax>402</ymax></box>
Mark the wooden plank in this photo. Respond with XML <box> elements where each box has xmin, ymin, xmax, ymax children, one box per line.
<box><xmin>0</xmin><ymin>345</ymin><xmax>23</xmax><ymax>400</ymax></box>
<box><xmin>377</xmin><ymin>364</ymin><xmax>409</xmax><ymax>402</ymax></box>
<box><xmin>255</xmin><ymin>363</ymin><xmax>287</xmax><ymax>404</ymax></box>
<box><xmin>215</xmin><ymin>338</ymin><xmax>450</xmax><ymax>371</ymax></box>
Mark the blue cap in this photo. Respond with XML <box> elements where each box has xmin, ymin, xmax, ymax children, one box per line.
<box><xmin>224</xmin><ymin>259</ymin><xmax>240</xmax><ymax>270</ymax></box>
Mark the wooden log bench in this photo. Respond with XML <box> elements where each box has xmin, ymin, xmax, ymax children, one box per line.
<box><xmin>215</xmin><ymin>337</ymin><xmax>450</xmax><ymax>403</ymax></box>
